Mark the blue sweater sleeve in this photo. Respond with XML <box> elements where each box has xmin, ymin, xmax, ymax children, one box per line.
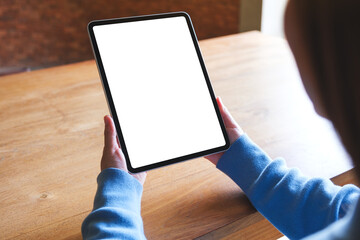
<box><xmin>81</xmin><ymin>168</ymin><xmax>146</xmax><ymax>240</ymax></box>
<box><xmin>217</xmin><ymin>134</ymin><xmax>360</xmax><ymax>240</ymax></box>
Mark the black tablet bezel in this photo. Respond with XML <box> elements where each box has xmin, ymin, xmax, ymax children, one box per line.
<box><xmin>88</xmin><ymin>12</ymin><xmax>230</xmax><ymax>173</ymax></box>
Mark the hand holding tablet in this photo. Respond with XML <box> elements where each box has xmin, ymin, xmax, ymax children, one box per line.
<box><xmin>88</xmin><ymin>12</ymin><xmax>229</xmax><ymax>172</ymax></box>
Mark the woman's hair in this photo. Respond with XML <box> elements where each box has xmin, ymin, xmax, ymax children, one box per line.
<box><xmin>291</xmin><ymin>0</ymin><xmax>360</xmax><ymax>176</ymax></box>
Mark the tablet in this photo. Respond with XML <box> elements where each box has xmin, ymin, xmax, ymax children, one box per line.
<box><xmin>88</xmin><ymin>12</ymin><xmax>229</xmax><ymax>173</ymax></box>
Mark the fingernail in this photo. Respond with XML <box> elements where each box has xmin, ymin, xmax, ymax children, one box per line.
<box><xmin>104</xmin><ymin>116</ymin><xmax>107</xmax><ymax>125</ymax></box>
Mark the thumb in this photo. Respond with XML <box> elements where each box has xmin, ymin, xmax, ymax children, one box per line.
<box><xmin>104</xmin><ymin>115</ymin><xmax>117</xmax><ymax>151</ymax></box>
<box><xmin>216</xmin><ymin>97</ymin><xmax>239</xmax><ymax>129</ymax></box>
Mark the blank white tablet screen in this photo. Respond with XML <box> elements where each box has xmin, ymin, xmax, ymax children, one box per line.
<box><xmin>93</xmin><ymin>16</ymin><xmax>225</xmax><ymax>169</ymax></box>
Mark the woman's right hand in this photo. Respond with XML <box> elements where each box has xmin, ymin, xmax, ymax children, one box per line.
<box><xmin>101</xmin><ymin>115</ymin><xmax>147</xmax><ymax>185</ymax></box>
<box><xmin>205</xmin><ymin>97</ymin><xmax>244</xmax><ymax>165</ymax></box>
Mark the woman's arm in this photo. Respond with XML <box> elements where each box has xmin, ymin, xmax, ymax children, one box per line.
<box><xmin>81</xmin><ymin>168</ymin><xmax>145</xmax><ymax>240</ymax></box>
<box><xmin>208</xmin><ymin>97</ymin><xmax>360</xmax><ymax>239</ymax></box>
<box><xmin>81</xmin><ymin>116</ymin><xmax>147</xmax><ymax>240</ymax></box>
<box><xmin>217</xmin><ymin>134</ymin><xmax>359</xmax><ymax>239</ymax></box>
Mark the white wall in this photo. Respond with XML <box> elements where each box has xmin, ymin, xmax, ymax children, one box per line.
<box><xmin>261</xmin><ymin>0</ymin><xmax>288</xmax><ymax>37</ymax></box>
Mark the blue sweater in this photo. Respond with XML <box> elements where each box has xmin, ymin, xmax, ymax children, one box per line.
<box><xmin>82</xmin><ymin>169</ymin><xmax>146</xmax><ymax>240</ymax></box>
<box><xmin>82</xmin><ymin>135</ymin><xmax>360</xmax><ymax>239</ymax></box>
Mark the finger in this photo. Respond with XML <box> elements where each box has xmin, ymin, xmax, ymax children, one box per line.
<box><xmin>104</xmin><ymin>115</ymin><xmax>118</xmax><ymax>150</ymax></box>
<box><xmin>216</xmin><ymin>97</ymin><xmax>239</xmax><ymax>128</ymax></box>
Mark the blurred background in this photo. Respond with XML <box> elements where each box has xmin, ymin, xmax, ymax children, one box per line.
<box><xmin>0</xmin><ymin>0</ymin><xmax>287</xmax><ymax>74</ymax></box>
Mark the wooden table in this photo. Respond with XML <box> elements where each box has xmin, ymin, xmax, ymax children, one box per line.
<box><xmin>0</xmin><ymin>31</ymin><xmax>357</xmax><ymax>240</ymax></box>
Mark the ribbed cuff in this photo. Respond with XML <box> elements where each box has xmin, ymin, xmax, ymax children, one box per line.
<box><xmin>216</xmin><ymin>134</ymin><xmax>272</xmax><ymax>194</ymax></box>
<box><xmin>93</xmin><ymin>168</ymin><xmax>143</xmax><ymax>211</ymax></box>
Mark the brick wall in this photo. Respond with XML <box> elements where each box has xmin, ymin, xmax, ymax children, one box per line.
<box><xmin>0</xmin><ymin>0</ymin><xmax>239</xmax><ymax>69</ymax></box>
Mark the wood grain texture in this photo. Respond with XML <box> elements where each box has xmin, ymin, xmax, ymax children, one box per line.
<box><xmin>0</xmin><ymin>31</ymin><xmax>356</xmax><ymax>240</ymax></box>
<box><xmin>195</xmin><ymin>212</ymin><xmax>282</xmax><ymax>240</ymax></box>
